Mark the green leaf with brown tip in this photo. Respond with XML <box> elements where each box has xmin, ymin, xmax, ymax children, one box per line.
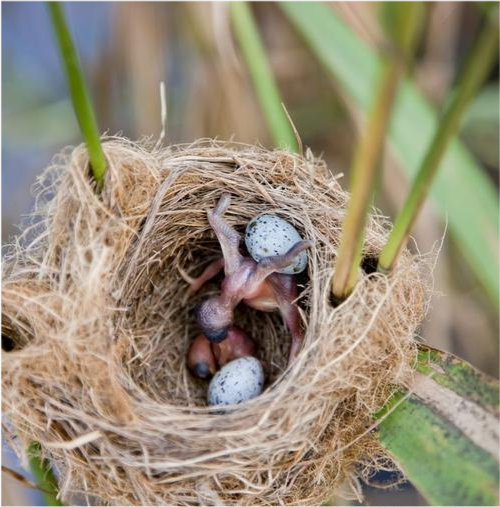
<box><xmin>416</xmin><ymin>345</ymin><xmax>499</xmax><ymax>410</ymax></box>
<box><xmin>376</xmin><ymin>345</ymin><xmax>499</xmax><ymax>506</ymax></box>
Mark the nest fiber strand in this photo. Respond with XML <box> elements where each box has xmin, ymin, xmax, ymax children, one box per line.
<box><xmin>2</xmin><ymin>139</ymin><xmax>432</xmax><ymax>506</ymax></box>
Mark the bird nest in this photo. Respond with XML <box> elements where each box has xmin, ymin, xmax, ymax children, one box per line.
<box><xmin>2</xmin><ymin>138</ymin><xmax>432</xmax><ymax>505</ymax></box>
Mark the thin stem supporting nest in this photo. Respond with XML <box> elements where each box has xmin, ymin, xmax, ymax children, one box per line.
<box><xmin>47</xmin><ymin>2</ymin><xmax>107</xmax><ymax>187</ymax></box>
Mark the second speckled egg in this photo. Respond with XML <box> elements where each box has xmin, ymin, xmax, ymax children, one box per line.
<box><xmin>245</xmin><ymin>214</ymin><xmax>308</xmax><ymax>274</ymax></box>
<box><xmin>208</xmin><ymin>356</ymin><xmax>264</xmax><ymax>406</ymax></box>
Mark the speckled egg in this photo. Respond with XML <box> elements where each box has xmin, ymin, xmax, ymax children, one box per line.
<box><xmin>245</xmin><ymin>214</ymin><xmax>308</xmax><ymax>274</ymax></box>
<box><xmin>207</xmin><ymin>356</ymin><xmax>264</xmax><ymax>406</ymax></box>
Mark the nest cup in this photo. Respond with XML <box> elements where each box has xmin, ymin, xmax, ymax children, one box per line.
<box><xmin>2</xmin><ymin>139</ymin><xmax>432</xmax><ymax>505</ymax></box>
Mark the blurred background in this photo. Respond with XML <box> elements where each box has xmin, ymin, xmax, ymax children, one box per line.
<box><xmin>2</xmin><ymin>2</ymin><xmax>498</xmax><ymax>505</ymax></box>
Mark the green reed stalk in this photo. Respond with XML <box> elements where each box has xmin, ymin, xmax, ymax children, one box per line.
<box><xmin>332</xmin><ymin>3</ymin><xmax>424</xmax><ymax>301</ymax></box>
<box><xmin>47</xmin><ymin>2</ymin><xmax>107</xmax><ymax>187</ymax></box>
<box><xmin>230</xmin><ymin>1</ymin><xmax>298</xmax><ymax>151</ymax></box>
<box><xmin>27</xmin><ymin>4</ymin><xmax>107</xmax><ymax>501</ymax></box>
<box><xmin>331</xmin><ymin>61</ymin><xmax>401</xmax><ymax>300</ymax></box>
<box><xmin>378</xmin><ymin>13</ymin><xmax>499</xmax><ymax>272</ymax></box>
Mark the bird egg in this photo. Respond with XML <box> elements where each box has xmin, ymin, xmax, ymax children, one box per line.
<box><xmin>207</xmin><ymin>356</ymin><xmax>264</xmax><ymax>406</ymax></box>
<box><xmin>245</xmin><ymin>214</ymin><xmax>307</xmax><ymax>274</ymax></box>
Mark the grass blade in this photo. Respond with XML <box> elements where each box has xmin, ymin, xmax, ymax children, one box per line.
<box><xmin>47</xmin><ymin>2</ymin><xmax>107</xmax><ymax>187</ymax></box>
<box><xmin>378</xmin><ymin>13</ymin><xmax>499</xmax><ymax>271</ymax></box>
<box><xmin>461</xmin><ymin>83</ymin><xmax>499</xmax><ymax>168</ymax></box>
<box><xmin>230</xmin><ymin>2</ymin><xmax>298</xmax><ymax>151</ymax></box>
<box><xmin>377</xmin><ymin>345</ymin><xmax>499</xmax><ymax>506</ymax></box>
<box><xmin>281</xmin><ymin>1</ymin><xmax>499</xmax><ymax>307</ymax></box>
<box><xmin>27</xmin><ymin>442</ymin><xmax>63</xmax><ymax>506</ymax></box>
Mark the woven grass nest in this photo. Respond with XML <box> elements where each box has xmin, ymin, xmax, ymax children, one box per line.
<box><xmin>2</xmin><ymin>138</ymin><xmax>432</xmax><ymax>506</ymax></box>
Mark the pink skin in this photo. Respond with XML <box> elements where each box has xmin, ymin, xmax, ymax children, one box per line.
<box><xmin>212</xmin><ymin>325</ymin><xmax>257</xmax><ymax>367</ymax></box>
<box><xmin>187</xmin><ymin>193</ymin><xmax>311</xmax><ymax>366</ymax></box>
<box><xmin>187</xmin><ymin>326</ymin><xmax>256</xmax><ymax>379</ymax></box>
<box><xmin>187</xmin><ymin>334</ymin><xmax>218</xmax><ymax>379</ymax></box>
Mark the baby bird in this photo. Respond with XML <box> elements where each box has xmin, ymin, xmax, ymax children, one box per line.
<box><xmin>211</xmin><ymin>325</ymin><xmax>256</xmax><ymax>367</ymax></box>
<box><xmin>187</xmin><ymin>326</ymin><xmax>256</xmax><ymax>378</ymax></box>
<box><xmin>187</xmin><ymin>334</ymin><xmax>217</xmax><ymax>379</ymax></box>
<box><xmin>185</xmin><ymin>193</ymin><xmax>311</xmax><ymax>366</ymax></box>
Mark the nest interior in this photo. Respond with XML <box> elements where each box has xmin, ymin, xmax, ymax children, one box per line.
<box><xmin>2</xmin><ymin>139</ymin><xmax>432</xmax><ymax>506</ymax></box>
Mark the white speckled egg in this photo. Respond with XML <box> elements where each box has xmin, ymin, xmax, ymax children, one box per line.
<box><xmin>245</xmin><ymin>214</ymin><xmax>307</xmax><ymax>274</ymax></box>
<box><xmin>208</xmin><ymin>357</ymin><xmax>264</xmax><ymax>406</ymax></box>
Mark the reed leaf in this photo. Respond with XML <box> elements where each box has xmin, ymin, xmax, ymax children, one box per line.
<box><xmin>230</xmin><ymin>2</ymin><xmax>298</xmax><ymax>151</ymax></box>
<box><xmin>377</xmin><ymin>345</ymin><xmax>499</xmax><ymax>506</ymax></box>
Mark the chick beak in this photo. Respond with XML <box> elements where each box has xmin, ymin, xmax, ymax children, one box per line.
<box><xmin>187</xmin><ymin>334</ymin><xmax>217</xmax><ymax>379</ymax></box>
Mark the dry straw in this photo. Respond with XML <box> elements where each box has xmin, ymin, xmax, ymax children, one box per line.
<box><xmin>2</xmin><ymin>138</ymin><xmax>432</xmax><ymax>505</ymax></box>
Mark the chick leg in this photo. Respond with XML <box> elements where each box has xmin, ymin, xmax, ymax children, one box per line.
<box><xmin>282</xmin><ymin>302</ymin><xmax>304</xmax><ymax>366</ymax></box>
<box><xmin>269</xmin><ymin>274</ymin><xmax>304</xmax><ymax>366</ymax></box>
<box><xmin>208</xmin><ymin>193</ymin><xmax>243</xmax><ymax>274</ymax></box>
<box><xmin>179</xmin><ymin>257</ymin><xmax>224</xmax><ymax>294</ymax></box>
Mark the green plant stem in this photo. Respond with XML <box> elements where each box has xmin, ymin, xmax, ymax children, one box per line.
<box><xmin>332</xmin><ymin>4</ymin><xmax>424</xmax><ymax>300</ymax></box>
<box><xmin>27</xmin><ymin>442</ymin><xmax>63</xmax><ymax>506</ymax></box>
<box><xmin>331</xmin><ymin>60</ymin><xmax>401</xmax><ymax>300</ymax></box>
<box><xmin>47</xmin><ymin>2</ymin><xmax>107</xmax><ymax>187</ymax></box>
<box><xmin>230</xmin><ymin>2</ymin><xmax>298</xmax><ymax>151</ymax></box>
<box><xmin>281</xmin><ymin>3</ymin><xmax>499</xmax><ymax>310</ymax></box>
<box><xmin>381</xmin><ymin>2</ymin><xmax>426</xmax><ymax>59</ymax></box>
<box><xmin>378</xmin><ymin>14</ymin><xmax>499</xmax><ymax>272</ymax></box>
